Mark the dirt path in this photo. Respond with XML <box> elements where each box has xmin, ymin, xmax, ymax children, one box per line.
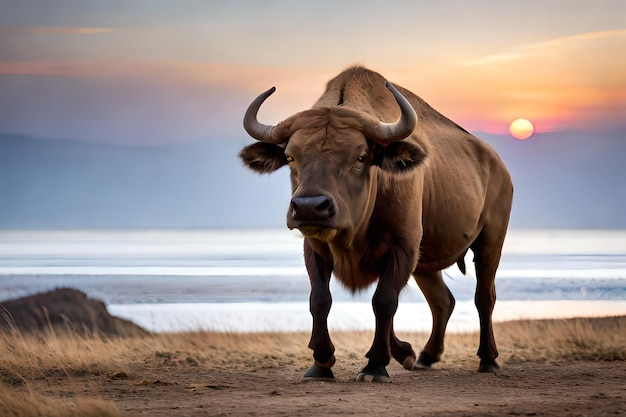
<box><xmin>59</xmin><ymin>359</ymin><xmax>625</xmax><ymax>416</ymax></box>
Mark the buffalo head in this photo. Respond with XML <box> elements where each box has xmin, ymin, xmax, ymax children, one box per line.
<box><xmin>240</xmin><ymin>81</ymin><xmax>427</xmax><ymax>242</ymax></box>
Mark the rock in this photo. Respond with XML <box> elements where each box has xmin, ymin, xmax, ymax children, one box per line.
<box><xmin>0</xmin><ymin>288</ymin><xmax>148</xmax><ymax>337</ymax></box>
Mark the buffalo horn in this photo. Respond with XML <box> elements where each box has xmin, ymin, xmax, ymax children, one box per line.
<box><xmin>364</xmin><ymin>81</ymin><xmax>418</xmax><ymax>145</ymax></box>
<box><xmin>243</xmin><ymin>86</ymin><xmax>285</xmax><ymax>143</ymax></box>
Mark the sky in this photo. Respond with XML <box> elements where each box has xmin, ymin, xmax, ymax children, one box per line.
<box><xmin>1</xmin><ymin>1</ymin><xmax>625</xmax><ymax>230</ymax></box>
<box><xmin>1</xmin><ymin>0</ymin><xmax>625</xmax><ymax>144</ymax></box>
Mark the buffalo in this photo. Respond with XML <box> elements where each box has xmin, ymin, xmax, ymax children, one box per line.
<box><xmin>240</xmin><ymin>66</ymin><xmax>513</xmax><ymax>382</ymax></box>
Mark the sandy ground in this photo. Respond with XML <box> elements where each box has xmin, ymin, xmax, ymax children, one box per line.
<box><xmin>24</xmin><ymin>326</ymin><xmax>625</xmax><ymax>417</ymax></box>
<box><xmin>101</xmin><ymin>362</ymin><xmax>625</xmax><ymax>417</ymax></box>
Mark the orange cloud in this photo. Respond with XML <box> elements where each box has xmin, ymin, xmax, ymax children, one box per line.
<box><xmin>0</xmin><ymin>61</ymin><xmax>138</xmax><ymax>77</ymax></box>
<box><xmin>2</xmin><ymin>25</ymin><xmax>623</xmax><ymax>136</ymax></box>
<box><xmin>464</xmin><ymin>30</ymin><xmax>626</xmax><ymax>67</ymax></box>
<box><xmin>20</xmin><ymin>26</ymin><xmax>122</xmax><ymax>35</ymax></box>
<box><xmin>439</xmin><ymin>30</ymin><xmax>626</xmax><ymax>133</ymax></box>
<box><xmin>0</xmin><ymin>60</ymin><xmax>331</xmax><ymax>119</ymax></box>
<box><xmin>0</xmin><ymin>60</ymin><xmax>329</xmax><ymax>89</ymax></box>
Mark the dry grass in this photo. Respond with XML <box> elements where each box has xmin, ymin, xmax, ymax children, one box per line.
<box><xmin>1</xmin><ymin>316</ymin><xmax>624</xmax><ymax>416</ymax></box>
<box><xmin>496</xmin><ymin>316</ymin><xmax>626</xmax><ymax>363</ymax></box>
<box><xmin>0</xmin><ymin>386</ymin><xmax>119</xmax><ymax>417</ymax></box>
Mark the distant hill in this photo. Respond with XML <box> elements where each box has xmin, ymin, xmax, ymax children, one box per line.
<box><xmin>0</xmin><ymin>133</ymin><xmax>291</xmax><ymax>229</ymax></box>
<box><xmin>0</xmin><ymin>130</ymin><xmax>624</xmax><ymax>229</ymax></box>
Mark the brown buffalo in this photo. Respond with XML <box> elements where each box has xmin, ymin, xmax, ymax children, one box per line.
<box><xmin>240</xmin><ymin>66</ymin><xmax>513</xmax><ymax>382</ymax></box>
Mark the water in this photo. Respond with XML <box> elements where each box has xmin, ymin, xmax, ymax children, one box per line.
<box><xmin>0</xmin><ymin>229</ymin><xmax>624</xmax><ymax>333</ymax></box>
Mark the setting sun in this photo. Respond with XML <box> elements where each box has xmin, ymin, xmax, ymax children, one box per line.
<box><xmin>509</xmin><ymin>118</ymin><xmax>535</xmax><ymax>140</ymax></box>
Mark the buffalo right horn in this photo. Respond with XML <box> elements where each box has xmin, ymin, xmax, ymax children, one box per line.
<box><xmin>364</xmin><ymin>81</ymin><xmax>418</xmax><ymax>145</ymax></box>
<box><xmin>243</xmin><ymin>86</ymin><xmax>285</xmax><ymax>144</ymax></box>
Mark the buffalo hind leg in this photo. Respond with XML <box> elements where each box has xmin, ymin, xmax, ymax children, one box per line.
<box><xmin>303</xmin><ymin>241</ymin><xmax>336</xmax><ymax>380</ymax></box>
<box><xmin>471</xmin><ymin>226</ymin><xmax>507</xmax><ymax>373</ymax></box>
<box><xmin>390</xmin><ymin>320</ymin><xmax>418</xmax><ymax>370</ymax></box>
<box><xmin>412</xmin><ymin>270</ymin><xmax>455</xmax><ymax>368</ymax></box>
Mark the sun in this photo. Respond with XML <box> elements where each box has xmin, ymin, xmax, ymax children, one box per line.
<box><xmin>509</xmin><ymin>118</ymin><xmax>534</xmax><ymax>140</ymax></box>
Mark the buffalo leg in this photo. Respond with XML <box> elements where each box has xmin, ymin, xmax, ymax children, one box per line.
<box><xmin>412</xmin><ymin>270</ymin><xmax>455</xmax><ymax>368</ymax></box>
<box><xmin>357</xmin><ymin>248</ymin><xmax>413</xmax><ymax>383</ymax></box>
<box><xmin>390</xmin><ymin>320</ymin><xmax>417</xmax><ymax>370</ymax></box>
<box><xmin>471</xmin><ymin>226</ymin><xmax>506</xmax><ymax>373</ymax></box>
<box><xmin>357</xmin><ymin>282</ymin><xmax>397</xmax><ymax>382</ymax></box>
<box><xmin>303</xmin><ymin>240</ymin><xmax>335</xmax><ymax>379</ymax></box>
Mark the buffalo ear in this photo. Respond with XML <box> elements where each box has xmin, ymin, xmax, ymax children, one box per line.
<box><xmin>239</xmin><ymin>142</ymin><xmax>288</xmax><ymax>174</ymax></box>
<box><xmin>379</xmin><ymin>141</ymin><xmax>427</xmax><ymax>173</ymax></box>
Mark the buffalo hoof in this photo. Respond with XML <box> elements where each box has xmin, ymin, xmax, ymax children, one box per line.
<box><xmin>478</xmin><ymin>360</ymin><xmax>500</xmax><ymax>373</ymax></box>
<box><xmin>303</xmin><ymin>364</ymin><xmax>335</xmax><ymax>381</ymax></box>
<box><xmin>401</xmin><ymin>354</ymin><xmax>417</xmax><ymax>370</ymax></box>
<box><xmin>413</xmin><ymin>361</ymin><xmax>432</xmax><ymax>370</ymax></box>
<box><xmin>355</xmin><ymin>372</ymin><xmax>392</xmax><ymax>383</ymax></box>
<box><xmin>355</xmin><ymin>366</ymin><xmax>391</xmax><ymax>383</ymax></box>
<box><xmin>413</xmin><ymin>351</ymin><xmax>438</xmax><ymax>370</ymax></box>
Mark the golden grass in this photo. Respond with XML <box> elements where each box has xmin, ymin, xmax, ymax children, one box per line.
<box><xmin>495</xmin><ymin>316</ymin><xmax>626</xmax><ymax>363</ymax></box>
<box><xmin>0</xmin><ymin>386</ymin><xmax>119</xmax><ymax>417</ymax></box>
<box><xmin>1</xmin><ymin>316</ymin><xmax>624</xmax><ymax>416</ymax></box>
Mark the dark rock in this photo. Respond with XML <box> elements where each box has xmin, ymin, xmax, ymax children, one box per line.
<box><xmin>0</xmin><ymin>288</ymin><xmax>148</xmax><ymax>337</ymax></box>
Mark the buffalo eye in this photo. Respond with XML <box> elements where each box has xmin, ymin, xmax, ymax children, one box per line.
<box><xmin>352</xmin><ymin>153</ymin><xmax>368</xmax><ymax>174</ymax></box>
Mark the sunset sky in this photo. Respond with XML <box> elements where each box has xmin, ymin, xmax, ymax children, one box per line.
<box><xmin>1</xmin><ymin>1</ymin><xmax>625</xmax><ymax>144</ymax></box>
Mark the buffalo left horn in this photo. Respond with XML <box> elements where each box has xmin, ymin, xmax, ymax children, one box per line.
<box><xmin>363</xmin><ymin>81</ymin><xmax>418</xmax><ymax>145</ymax></box>
<box><xmin>243</xmin><ymin>86</ymin><xmax>285</xmax><ymax>144</ymax></box>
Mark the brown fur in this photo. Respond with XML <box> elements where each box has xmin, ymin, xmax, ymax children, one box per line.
<box><xmin>240</xmin><ymin>66</ymin><xmax>513</xmax><ymax>380</ymax></box>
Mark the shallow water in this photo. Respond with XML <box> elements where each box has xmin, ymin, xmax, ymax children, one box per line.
<box><xmin>1</xmin><ymin>229</ymin><xmax>625</xmax><ymax>332</ymax></box>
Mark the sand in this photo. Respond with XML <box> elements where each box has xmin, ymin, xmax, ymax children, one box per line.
<box><xmin>110</xmin><ymin>362</ymin><xmax>625</xmax><ymax>416</ymax></box>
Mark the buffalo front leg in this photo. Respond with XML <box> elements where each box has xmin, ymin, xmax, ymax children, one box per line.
<box><xmin>303</xmin><ymin>240</ymin><xmax>335</xmax><ymax>380</ymax></box>
<box><xmin>412</xmin><ymin>270</ymin><xmax>456</xmax><ymax>368</ymax></box>
<box><xmin>356</xmin><ymin>282</ymin><xmax>397</xmax><ymax>382</ymax></box>
<box><xmin>357</xmin><ymin>248</ymin><xmax>413</xmax><ymax>383</ymax></box>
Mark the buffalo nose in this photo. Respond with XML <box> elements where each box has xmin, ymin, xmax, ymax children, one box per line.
<box><xmin>291</xmin><ymin>195</ymin><xmax>335</xmax><ymax>222</ymax></box>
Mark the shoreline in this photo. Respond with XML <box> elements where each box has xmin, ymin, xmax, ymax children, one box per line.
<box><xmin>108</xmin><ymin>299</ymin><xmax>626</xmax><ymax>333</ymax></box>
